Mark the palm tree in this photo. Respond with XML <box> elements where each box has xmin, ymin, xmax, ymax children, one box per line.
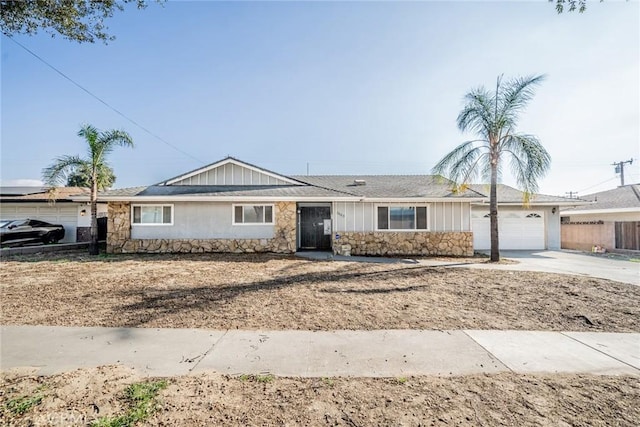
<box><xmin>43</xmin><ymin>124</ymin><xmax>133</xmax><ymax>255</ymax></box>
<box><xmin>432</xmin><ymin>75</ymin><xmax>551</xmax><ymax>262</ymax></box>
<box><xmin>67</xmin><ymin>164</ymin><xmax>116</xmax><ymax>188</ymax></box>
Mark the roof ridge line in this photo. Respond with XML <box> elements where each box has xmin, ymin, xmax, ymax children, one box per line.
<box><xmin>630</xmin><ymin>184</ymin><xmax>640</xmax><ymax>202</ymax></box>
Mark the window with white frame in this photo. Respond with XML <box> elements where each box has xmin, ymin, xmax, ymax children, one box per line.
<box><xmin>377</xmin><ymin>206</ymin><xmax>428</xmax><ymax>230</ymax></box>
<box><xmin>132</xmin><ymin>205</ymin><xmax>173</xmax><ymax>225</ymax></box>
<box><xmin>233</xmin><ymin>204</ymin><xmax>274</xmax><ymax>224</ymax></box>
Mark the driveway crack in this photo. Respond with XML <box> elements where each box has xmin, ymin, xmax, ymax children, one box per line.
<box><xmin>189</xmin><ymin>329</ymin><xmax>229</xmax><ymax>373</ymax></box>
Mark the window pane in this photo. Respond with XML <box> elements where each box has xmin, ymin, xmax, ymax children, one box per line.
<box><xmin>416</xmin><ymin>207</ymin><xmax>427</xmax><ymax>229</ymax></box>
<box><xmin>162</xmin><ymin>206</ymin><xmax>172</xmax><ymax>224</ymax></box>
<box><xmin>244</xmin><ymin>205</ymin><xmax>264</xmax><ymax>223</ymax></box>
<box><xmin>234</xmin><ymin>206</ymin><xmax>243</xmax><ymax>223</ymax></box>
<box><xmin>141</xmin><ymin>206</ymin><xmax>162</xmax><ymax>223</ymax></box>
<box><xmin>390</xmin><ymin>207</ymin><xmax>415</xmax><ymax>230</ymax></box>
<box><xmin>377</xmin><ymin>207</ymin><xmax>389</xmax><ymax>230</ymax></box>
<box><xmin>264</xmin><ymin>206</ymin><xmax>273</xmax><ymax>223</ymax></box>
<box><xmin>133</xmin><ymin>206</ymin><xmax>141</xmax><ymax>223</ymax></box>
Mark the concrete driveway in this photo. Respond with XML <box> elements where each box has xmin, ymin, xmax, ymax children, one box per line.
<box><xmin>472</xmin><ymin>250</ymin><xmax>640</xmax><ymax>286</ymax></box>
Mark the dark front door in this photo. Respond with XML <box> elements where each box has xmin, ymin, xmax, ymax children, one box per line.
<box><xmin>299</xmin><ymin>206</ymin><xmax>331</xmax><ymax>250</ymax></box>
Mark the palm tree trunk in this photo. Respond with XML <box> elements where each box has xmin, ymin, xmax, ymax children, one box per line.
<box><xmin>489</xmin><ymin>155</ymin><xmax>500</xmax><ymax>262</ymax></box>
<box><xmin>89</xmin><ymin>179</ymin><xmax>99</xmax><ymax>255</ymax></box>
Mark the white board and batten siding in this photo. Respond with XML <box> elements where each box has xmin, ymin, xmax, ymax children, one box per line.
<box><xmin>0</xmin><ymin>203</ymin><xmax>79</xmax><ymax>243</ymax></box>
<box><xmin>170</xmin><ymin>162</ymin><xmax>294</xmax><ymax>186</ymax></box>
<box><xmin>471</xmin><ymin>209</ymin><xmax>546</xmax><ymax>250</ymax></box>
<box><xmin>332</xmin><ymin>201</ymin><xmax>472</xmax><ymax>232</ymax></box>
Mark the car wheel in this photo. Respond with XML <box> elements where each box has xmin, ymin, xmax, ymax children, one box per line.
<box><xmin>42</xmin><ymin>234</ymin><xmax>56</xmax><ymax>244</ymax></box>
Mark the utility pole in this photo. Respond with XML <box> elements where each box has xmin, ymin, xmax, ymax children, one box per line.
<box><xmin>612</xmin><ymin>159</ymin><xmax>633</xmax><ymax>186</ymax></box>
<box><xmin>565</xmin><ymin>191</ymin><xmax>578</xmax><ymax>199</ymax></box>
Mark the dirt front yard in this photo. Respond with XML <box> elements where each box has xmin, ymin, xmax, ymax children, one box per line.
<box><xmin>1</xmin><ymin>252</ymin><xmax>639</xmax><ymax>331</ymax></box>
<box><xmin>1</xmin><ymin>366</ymin><xmax>639</xmax><ymax>426</ymax></box>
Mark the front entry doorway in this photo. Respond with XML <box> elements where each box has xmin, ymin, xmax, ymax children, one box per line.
<box><xmin>298</xmin><ymin>205</ymin><xmax>332</xmax><ymax>250</ymax></box>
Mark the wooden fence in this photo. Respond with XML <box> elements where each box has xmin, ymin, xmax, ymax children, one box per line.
<box><xmin>615</xmin><ymin>221</ymin><xmax>640</xmax><ymax>251</ymax></box>
<box><xmin>561</xmin><ymin>222</ymin><xmax>614</xmax><ymax>252</ymax></box>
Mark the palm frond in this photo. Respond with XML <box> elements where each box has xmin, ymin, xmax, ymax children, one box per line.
<box><xmin>498</xmin><ymin>75</ymin><xmax>546</xmax><ymax>128</ymax></box>
<box><xmin>94</xmin><ymin>129</ymin><xmax>134</xmax><ymax>163</ymax></box>
<box><xmin>501</xmin><ymin>133</ymin><xmax>551</xmax><ymax>194</ymax></box>
<box><xmin>457</xmin><ymin>88</ymin><xmax>494</xmax><ymax>136</ymax></box>
<box><xmin>432</xmin><ymin>140</ymin><xmax>488</xmax><ymax>180</ymax></box>
<box><xmin>42</xmin><ymin>155</ymin><xmax>88</xmax><ymax>186</ymax></box>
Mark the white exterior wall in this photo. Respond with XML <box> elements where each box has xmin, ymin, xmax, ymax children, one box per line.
<box><xmin>130</xmin><ymin>202</ymin><xmax>274</xmax><ymax>240</ymax></box>
<box><xmin>0</xmin><ymin>202</ymin><xmax>79</xmax><ymax>243</ymax></box>
<box><xmin>172</xmin><ymin>163</ymin><xmax>291</xmax><ymax>186</ymax></box>
<box><xmin>563</xmin><ymin>211</ymin><xmax>640</xmax><ymax>222</ymax></box>
<box><xmin>471</xmin><ymin>205</ymin><xmax>561</xmax><ymax>250</ymax></box>
<box><xmin>76</xmin><ymin>203</ymin><xmax>108</xmax><ymax>227</ymax></box>
<box><xmin>332</xmin><ymin>201</ymin><xmax>472</xmax><ymax>232</ymax></box>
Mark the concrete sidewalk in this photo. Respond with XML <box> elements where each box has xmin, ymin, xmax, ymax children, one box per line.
<box><xmin>1</xmin><ymin>326</ymin><xmax>638</xmax><ymax>377</ymax></box>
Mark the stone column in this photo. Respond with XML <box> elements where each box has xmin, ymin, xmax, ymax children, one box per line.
<box><xmin>106</xmin><ymin>202</ymin><xmax>131</xmax><ymax>253</ymax></box>
<box><xmin>270</xmin><ymin>201</ymin><xmax>297</xmax><ymax>253</ymax></box>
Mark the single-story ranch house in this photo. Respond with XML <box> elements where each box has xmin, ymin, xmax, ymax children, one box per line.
<box><xmin>75</xmin><ymin>157</ymin><xmax>582</xmax><ymax>256</ymax></box>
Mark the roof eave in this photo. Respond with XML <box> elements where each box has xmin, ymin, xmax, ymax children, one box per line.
<box><xmin>82</xmin><ymin>196</ymin><xmax>485</xmax><ymax>203</ymax></box>
<box><xmin>562</xmin><ymin>207</ymin><xmax>640</xmax><ymax>215</ymax></box>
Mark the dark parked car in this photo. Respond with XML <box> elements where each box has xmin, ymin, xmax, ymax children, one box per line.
<box><xmin>0</xmin><ymin>219</ymin><xmax>65</xmax><ymax>247</ymax></box>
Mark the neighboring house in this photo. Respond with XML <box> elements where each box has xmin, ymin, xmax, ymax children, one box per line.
<box><xmin>74</xmin><ymin>157</ymin><xmax>584</xmax><ymax>256</ymax></box>
<box><xmin>0</xmin><ymin>186</ymin><xmax>107</xmax><ymax>243</ymax></box>
<box><xmin>468</xmin><ymin>184</ymin><xmax>584</xmax><ymax>251</ymax></box>
<box><xmin>561</xmin><ymin>184</ymin><xmax>640</xmax><ymax>252</ymax></box>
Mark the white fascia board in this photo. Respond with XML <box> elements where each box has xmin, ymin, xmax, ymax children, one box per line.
<box><xmin>88</xmin><ymin>196</ymin><xmax>484</xmax><ymax>203</ymax></box>
<box><xmin>563</xmin><ymin>207</ymin><xmax>640</xmax><ymax>215</ymax></box>
<box><xmin>472</xmin><ymin>201</ymin><xmax>590</xmax><ymax>207</ymax></box>
<box><xmin>164</xmin><ymin>158</ymin><xmax>301</xmax><ymax>186</ymax></box>
<box><xmin>363</xmin><ymin>197</ymin><xmax>484</xmax><ymax>203</ymax></box>
<box><xmin>92</xmin><ymin>196</ymin><xmax>362</xmax><ymax>203</ymax></box>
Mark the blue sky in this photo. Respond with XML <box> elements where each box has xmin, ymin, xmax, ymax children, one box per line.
<box><xmin>1</xmin><ymin>0</ymin><xmax>638</xmax><ymax>197</ymax></box>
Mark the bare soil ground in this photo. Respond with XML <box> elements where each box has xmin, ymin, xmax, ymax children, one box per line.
<box><xmin>1</xmin><ymin>366</ymin><xmax>638</xmax><ymax>426</ymax></box>
<box><xmin>1</xmin><ymin>252</ymin><xmax>639</xmax><ymax>331</ymax></box>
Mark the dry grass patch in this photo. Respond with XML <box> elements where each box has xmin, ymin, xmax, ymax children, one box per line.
<box><xmin>1</xmin><ymin>366</ymin><xmax>638</xmax><ymax>426</ymax></box>
<box><xmin>1</xmin><ymin>252</ymin><xmax>638</xmax><ymax>331</ymax></box>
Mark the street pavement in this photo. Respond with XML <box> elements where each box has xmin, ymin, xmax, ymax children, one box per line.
<box><xmin>1</xmin><ymin>326</ymin><xmax>638</xmax><ymax>377</ymax></box>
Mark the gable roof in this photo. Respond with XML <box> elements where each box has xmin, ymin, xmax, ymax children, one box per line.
<box><xmin>467</xmin><ymin>184</ymin><xmax>584</xmax><ymax>206</ymax></box>
<box><xmin>80</xmin><ymin>158</ymin><xmax>583</xmax><ymax>204</ymax></box>
<box><xmin>159</xmin><ymin>157</ymin><xmax>303</xmax><ymax>186</ymax></box>
<box><xmin>292</xmin><ymin>175</ymin><xmax>485</xmax><ymax>199</ymax></box>
<box><xmin>562</xmin><ymin>184</ymin><xmax>640</xmax><ymax>213</ymax></box>
<box><xmin>0</xmin><ymin>186</ymin><xmax>90</xmax><ymax>202</ymax></box>
<box><xmin>93</xmin><ymin>184</ymin><xmax>355</xmax><ymax>201</ymax></box>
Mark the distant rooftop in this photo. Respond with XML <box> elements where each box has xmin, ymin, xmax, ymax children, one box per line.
<box><xmin>563</xmin><ymin>184</ymin><xmax>640</xmax><ymax>212</ymax></box>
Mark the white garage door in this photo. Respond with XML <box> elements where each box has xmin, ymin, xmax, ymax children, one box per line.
<box><xmin>0</xmin><ymin>203</ymin><xmax>78</xmax><ymax>243</ymax></box>
<box><xmin>472</xmin><ymin>211</ymin><xmax>545</xmax><ymax>250</ymax></box>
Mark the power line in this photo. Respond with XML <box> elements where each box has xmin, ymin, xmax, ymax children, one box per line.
<box><xmin>576</xmin><ymin>176</ymin><xmax>618</xmax><ymax>194</ymax></box>
<box><xmin>3</xmin><ymin>33</ymin><xmax>204</xmax><ymax>165</ymax></box>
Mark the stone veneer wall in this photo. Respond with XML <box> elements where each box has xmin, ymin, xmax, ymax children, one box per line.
<box><xmin>333</xmin><ymin>231</ymin><xmax>474</xmax><ymax>257</ymax></box>
<box><xmin>106</xmin><ymin>201</ymin><xmax>297</xmax><ymax>254</ymax></box>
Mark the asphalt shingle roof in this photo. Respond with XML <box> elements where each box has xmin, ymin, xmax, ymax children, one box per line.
<box><xmin>97</xmin><ymin>185</ymin><xmax>354</xmax><ymax>198</ymax></box>
<box><xmin>563</xmin><ymin>184</ymin><xmax>640</xmax><ymax>211</ymax></box>
<box><xmin>0</xmin><ymin>186</ymin><xmax>89</xmax><ymax>201</ymax></box>
<box><xmin>467</xmin><ymin>184</ymin><xmax>578</xmax><ymax>204</ymax></box>
<box><xmin>290</xmin><ymin>175</ymin><xmax>484</xmax><ymax>198</ymax></box>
